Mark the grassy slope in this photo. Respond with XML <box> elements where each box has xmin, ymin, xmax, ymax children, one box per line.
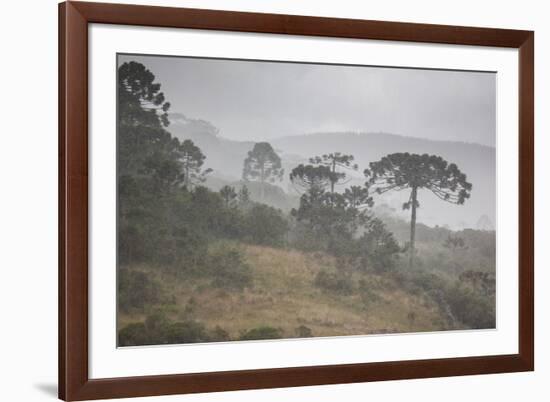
<box><xmin>119</xmin><ymin>243</ymin><xmax>454</xmax><ymax>340</ymax></box>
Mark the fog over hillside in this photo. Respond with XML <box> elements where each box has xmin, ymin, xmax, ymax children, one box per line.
<box><xmin>117</xmin><ymin>55</ymin><xmax>498</xmax><ymax>345</ymax></box>
<box><xmin>168</xmin><ymin>113</ymin><xmax>495</xmax><ymax>230</ymax></box>
<box><xmin>119</xmin><ymin>53</ymin><xmax>496</xmax><ymax>230</ymax></box>
<box><xmin>121</xmin><ymin>54</ymin><xmax>496</xmax><ymax>146</ymax></box>
<box><xmin>273</xmin><ymin>132</ymin><xmax>495</xmax><ymax>230</ymax></box>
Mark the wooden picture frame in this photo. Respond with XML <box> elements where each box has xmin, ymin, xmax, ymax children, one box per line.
<box><xmin>59</xmin><ymin>1</ymin><xmax>534</xmax><ymax>400</ymax></box>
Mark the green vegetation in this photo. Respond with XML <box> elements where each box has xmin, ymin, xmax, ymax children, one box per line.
<box><xmin>118</xmin><ymin>269</ymin><xmax>165</xmax><ymax>313</ymax></box>
<box><xmin>117</xmin><ymin>61</ymin><xmax>495</xmax><ymax>347</ymax></box>
<box><xmin>240</xmin><ymin>326</ymin><xmax>283</xmax><ymax>341</ymax></box>
<box><xmin>242</xmin><ymin>142</ymin><xmax>284</xmax><ymax>200</ymax></box>
<box><xmin>366</xmin><ymin>153</ymin><xmax>472</xmax><ymax>269</ymax></box>
<box><xmin>118</xmin><ymin>312</ymin><xmax>220</xmax><ymax>346</ymax></box>
<box><xmin>204</xmin><ymin>243</ymin><xmax>252</xmax><ymax>290</ymax></box>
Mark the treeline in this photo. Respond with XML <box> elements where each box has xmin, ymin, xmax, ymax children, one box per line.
<box><xmin>288</xmin><ymin>154</ymin><xmax>399</xmax><ymax>273</ymax></box>
<box><xmin>117</xmin><ymin>61</ymin><xmax>400</xmax><ymax>281</ymax></box>
<box><xmin>118</xmin><ymin>62</ymin><xmax>286</xmax><ymax>263</ymax></box>
<box><xmin>117</xmin><ymin>61</ymin><xmax>494</xmax><ymax>345</ymax></box>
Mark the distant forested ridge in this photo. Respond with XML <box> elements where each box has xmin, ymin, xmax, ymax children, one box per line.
<box><xmin>117</xmin><ymin>61</ymin><xmax>496</xmax><ymax>347</ymax></box>
<box><xmin>169</xmin><ymin>113</ymin><xmax>494</xmax><ymax>230</ymax></box>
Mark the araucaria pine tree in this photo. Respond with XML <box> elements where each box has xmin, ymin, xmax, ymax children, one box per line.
<box><xmin>309</xmin><ymin>153</ymin><xmax>358</xmax><ymax>194</ymax></box>
<box><xmin>219</xmin><ymin>185</ymin><xmax>238</xmax><ymax>208</ymax></box>
<box><xmin>237</xmin><ymin>185</ymin><xmax>251</xmax><ymax>208</ymax></box>
<box><xmin>365</xmin><ymin>153</ymin><xmax>472</xmax><ymax>269</ymax></box>
<box><xmin>242</xmin><ymin>142</ymin><xmax>284</xmax><ymax>200</ymax></box>
<box><xmin>179</xmin><ymin>139</ymin><xmax>212</xmax><ymax>189</ymax></box>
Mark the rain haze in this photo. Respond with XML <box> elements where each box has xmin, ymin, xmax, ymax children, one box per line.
<box><xmin>116</xmin><ymin>54</ymin><xmax>498</xmax><ymax>345</ymax></box>
<box><xmin>118</xmin><ymin>54</ymin><xmax>496</xmax><ymax>146</ymax></box>
<box><xmin>118</xmin><ymin>54</ymin><xmax>496</xmax><ymax>230</ymax></box>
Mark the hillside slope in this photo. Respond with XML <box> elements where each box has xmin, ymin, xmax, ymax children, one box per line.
<box><xmin>118</xmin><ymin>243</ymin><xmax>456</xmax><ymax>341</ymax></box>
<box><xmin>168</xmin><ymin>113</ymin><xmax>495</xmax><ymax>229</ymax></box>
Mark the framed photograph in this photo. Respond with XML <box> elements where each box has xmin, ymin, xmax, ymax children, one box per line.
<box><xmin>59</xmin><ymin>1</ymin><xmax>534</xmax><ymax>400</ymax></box>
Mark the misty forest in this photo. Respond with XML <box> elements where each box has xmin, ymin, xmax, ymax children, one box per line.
<box><xmin>117</xmin><ymin>60</ymin><xmax>496</xmax><ymax>347</ymax></box>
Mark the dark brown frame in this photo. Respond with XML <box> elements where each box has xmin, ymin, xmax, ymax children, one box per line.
<box><xmin>59</xmin><ymin>1</ymin><xmax>534</xmax><ymax>400</ymax></box>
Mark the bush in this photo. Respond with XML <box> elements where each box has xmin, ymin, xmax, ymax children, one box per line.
<box><xmin>143</xmin><ymin>310</ymin><xmax>171</xmax><ymax>343</ymax></box>
<box><xmin>205</xmin><ymin>245</ymin><xmax>252</xmax><ymax>290</ymax></box>
<box><xmin>239</xmin><ymin>326</ymin><xmax>283</xmax><ymax>341</ymax></box>
<box><xmin>351</xmin><ymin>217</ymin><xmax>400</xmax><ymax>273</ymax></box>
<box><xmin>164</xmin><ymin>320</ymin><xmax>209</xmax><ymax>344</ymax></box>
<box><xmin>294</xmin><ymin>325</ymin><xmax>313</xmax><ymax>338</ymax></box>
<box><xmin>314</xmin><ymin>270</ymin><xmax>353</xmax><ymax>295</ymax></box>
<box><xmin>358</xmin><ymin>279</ymin><xmax>381</xmax><ymax>307</ymax></box>
<box><xmin>287</xmin><ymin>220</ymin><xmax>324</xmax><ymax>252</ymax></box>
<box><xmin>392</xmin><ymin>270</ymin><xmax>495</xmax><ymax>329</ymax></box>
<box><xmin>118</xmin><ymin>269</ymin><xmax>163</xmax><ymax>313</ymax></box>
<box><xmin>459</xmin><ymin>270</ymin><xmax>496</xmax><ymax>296</ymax></box>
<box><xmin>118</xmin><ymin>182</ymin><xmax>210</xmax><ymax>269</ymax></box>
<box><xmin>209</xmin><ymin>326</ymin><xmax>231</xmax><ymax>342</ymax></box>
<box><xmin>289</xmin><ymin>207</ymin><xmax>400</xmax><ymax>274</ymax></box>
<box><xmin>404</xmin><ymin>271</ymin><xmax>446</xmax><ymax>295</ymax></box>
<box><xmin>446</xmin><ymin>284</ymin><xmax>495</xmax><ymax>329</ymax></box>
<box><xmin>118</xmin><ymin>322</ymin><xmax>149</xmax><ymax>346</ymax></box>
<box><xmin>118</xmin><ymin>312</ymin><xmax>232</xmax><ymax>346</ymax></box>
<box><xmin>243</xmin><ymin>204</ymin><xmax>288</xmax><ymax>247</ymax></box>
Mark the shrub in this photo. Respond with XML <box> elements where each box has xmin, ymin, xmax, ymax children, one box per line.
<box><xmin>209</xmin><ymin>326</ymin><xmax>231</xmax><ymax>342</ymax></box>
<box><xmin>118</xmin><ymin>322</ymin><xmax>149</xmax><ymax>346</ymax></box>
<box><xmin>287</xmin><ymin>220</ymin><xmax>324</xmax><ymax>252</ymax></box>
<box><xmin>393</xmin><ymin>269</ymin><xmax>496</xmax><ymax>330</ymax></box>
<box><xmin>314</xmin><ymin>270</ymin><xmax>353</xmax><ymax>295</ymax></box>
<box><xmin>358</xmin><ymin>279</ymin><xmax>381</xmax><ymax>307</ymax></box>
<box><xmin>118</xmin><ymin>183</ymin><xmax>211</xmax><ymax>269</ymax></box>
<box><xmin>459</xmin><ymin>270</ymin><xmax>496</xmax><ymax>296</ymax></box>
<box><xmin>143</xmin><ymin>310</ymin><xmax>171</xmax><ymax>342</ymax></box>
<box><xmin>408</xmin><ymin>271</ymin><xmax>446</xmax><ymax>295</ymax></box>
<box><xmin>243</xmin><ymin>204</ymin><xmax>288</xmax><ymax>247</ymax></box>
<box><xmin>205</xmin><ymin>245</ymin><xmax>253</xmax><ymax>290</ymax></box>
<box><xmin>353</xmin><ymin>217</ymin><xmax>400</xmax><ymax>273</ymax></box>
<box><xmin>294</xmin><ymin>325</ymin><xmax>313</xmax><ymax>338</ymax></box>
<box><xmin>118</xmin><ymin>269</ymin><xmax>163</xmax><ymax>313</ymax></box>
<box><xmin>446</xmin><ymin>284</ymin><xmax>495</xmax><ymax>329</ymax></box>
<box><xmin>239</xmin><ymin>326</ymin><xmax>283</xmax><ymax>341</ymax></box>
<box><xmin>164</xmin><ymin>320</ymin><xmax>208</xmax><ymax>344</ymax></box>
<box><xmin>119</xmin><ymin>313</ymin><xmax>229</xmax><ymax>346</ymax></box>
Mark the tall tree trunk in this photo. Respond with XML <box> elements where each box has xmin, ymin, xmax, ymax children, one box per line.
<box><xmin>409</xmin><ymin>186</ymin><xmax>418</xmax><ymax>269</ymax></box>
<box><xmin>260</xmin><ymin>164</ymin><xmax>265</xmax><ymax>201</ymax></box>
<box><xmin>329</xmin><ymin>159</ymin><xmax>336</xmax><ymax>207</ymax></box>
<box><xmin>330</xmin><ymin>159</ymin><xmax>336</xmax><ymax>195</ymax></box>
<box><xmin>183</xmin><ymin>158</ymin><xmax>190</xmax><ymax>189</ymax></box>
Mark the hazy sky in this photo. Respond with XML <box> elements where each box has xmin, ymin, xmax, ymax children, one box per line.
<box><xmin>119</xmin><ymin>54</ymin><xmax>496</xmax><ymax>147</ymax></box>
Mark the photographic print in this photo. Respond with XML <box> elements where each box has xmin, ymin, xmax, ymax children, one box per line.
<box><xmin>116</xmin><ymin>54</ymin><xmax>496</xmax><ymax>347</ymax></box>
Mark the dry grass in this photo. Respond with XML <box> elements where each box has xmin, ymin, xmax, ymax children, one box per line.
<box><xmin>119</xmin><ymin>243</ymin><xmax>448</xmax><ymax>339</ymax></box>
